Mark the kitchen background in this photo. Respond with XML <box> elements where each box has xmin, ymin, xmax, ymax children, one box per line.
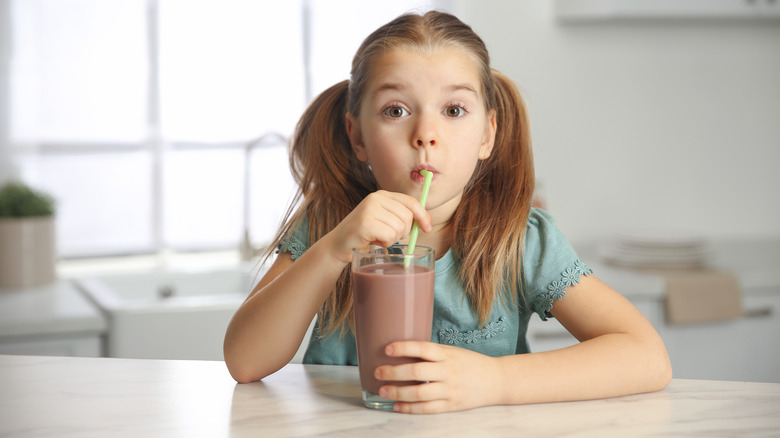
<box><xmin>2</xmin><ymin>0</ymin><xmax>779</xmax><ymax>256</ymax></box>
<box><xmin>1</xmin><ymin>0</ymin><xmax>779</xmax><ymax>382</ymax></box>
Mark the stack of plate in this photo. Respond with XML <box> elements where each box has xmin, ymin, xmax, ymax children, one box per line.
<box><xmin>600</xmin><ymin>229</ymin><xmax>709</xmax><ymax>269</ymax></box>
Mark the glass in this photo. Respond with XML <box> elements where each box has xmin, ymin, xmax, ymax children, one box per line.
<box><xmin>352</xmin><ymin>244</ymin><xmax>435</xmax><ymax>411</ymax></box>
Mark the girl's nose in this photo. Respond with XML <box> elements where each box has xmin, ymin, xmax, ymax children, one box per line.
<box><xmin>413</xmin><ymin>114</ymin><xmax>438</xmax><ymax>148</ymax></box>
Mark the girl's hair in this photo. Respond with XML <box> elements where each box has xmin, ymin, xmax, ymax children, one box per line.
<box><xmin>265</xmin><ymin>11</ymin><xmax>534</xmax><ymax>336</ymax></box>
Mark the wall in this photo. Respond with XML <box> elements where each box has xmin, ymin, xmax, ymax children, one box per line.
<box><xmin>0</xmin><ymin>0</ymin><xmax>16</xmax><ymax>183</ymax></box>
<box><xmin>451</xmin><ymin>0</ymin><xmax>780</xmax><ymax>245</ymax></box>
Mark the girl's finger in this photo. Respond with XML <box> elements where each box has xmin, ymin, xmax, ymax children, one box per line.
<box><xmin>378</xmin><ymin>381</ymin><xmax>445</xmax><ymax>403</ymax></box>
<box><xmin>385</xmin><ymin>341</ymin><xmax>447</xmax><ymax>362</ymax></box>
<box><xmin>375</xmin><ymin>360</ymin><xmax>444</xmax><ymax>384</ymax></box>
<box><xmin>393</xmin><ymin>399</ymin><xmax>450</xmax><ymax>415</ymax></box>
<box><xmin>366</xmin><ymin>213</ymin><xmax>407</xmax><ymax>245</ymax></box>
<box><xmin>381</xmin><ymin>191</ymin><xmax>432</xmax><ymax>233</ymax></box>
<box><xmin>374</xmin><ymin>204</ymin><xmax>413</xmax><ymax>234</ymax></box>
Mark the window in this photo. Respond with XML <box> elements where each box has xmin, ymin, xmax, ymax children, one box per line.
<box><xmin>3</xmin><ymin>0</ymin><xmax>443</xmax><ymax>258</ymax></box>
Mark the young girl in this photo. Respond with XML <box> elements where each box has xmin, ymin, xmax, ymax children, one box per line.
<box><xmin>224</xmin><ymin>10</ymin><xmax>671</xmax><ymax>414</ymax></box>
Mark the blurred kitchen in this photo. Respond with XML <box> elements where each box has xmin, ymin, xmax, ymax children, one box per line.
<box><xmin>1</xmin><ymin>0</ymin><xmax>779</xmax><ymax>382</ymax></box>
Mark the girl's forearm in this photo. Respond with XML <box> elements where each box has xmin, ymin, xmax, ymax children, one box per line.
<box><xmin>493</xmin><ymin>332</ymin><xmax>671</xmax><ymax>405</ymax></box>
<box><xmin>224</xmin><ymin>233</ymin><xmax>347</xmax><ymax>383</ymax></box>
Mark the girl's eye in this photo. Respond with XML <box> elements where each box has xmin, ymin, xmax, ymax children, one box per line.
<box><xmin>383</xmin><ymin>106</ymin><xmax>409</xmax><ymax>118</ymax></box>
<box><xmin>444</xmin><ymin>105</ymin><xmax>467</xmax><ymax>118</ymax></box>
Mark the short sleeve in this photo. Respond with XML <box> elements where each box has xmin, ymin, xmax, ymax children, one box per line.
<box><xmin>522</xmin><ymin>208</ymin><xmax>592</xmax><ymax>321</ymax></box>
<box><xmin>276</xmin><ymin>216</ymin><xmax>310</xmax><ymax>260</ymax></box>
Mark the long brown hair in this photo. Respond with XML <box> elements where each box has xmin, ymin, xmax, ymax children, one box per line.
<box><xmin>265</xmin><ymin>11</ymin><xmax>534</xmax><ymax>336</ymax></box>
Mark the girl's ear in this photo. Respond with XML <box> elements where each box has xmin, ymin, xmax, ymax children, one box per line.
<box><xmin>346</xmin><ymin>113</ymin><xmax>369</xmax><ymax>162</ymax></box>
<box><xmin>478</xmin><ymin>109</ymin><xmax>497</xmax><ymax>160</ymax></box>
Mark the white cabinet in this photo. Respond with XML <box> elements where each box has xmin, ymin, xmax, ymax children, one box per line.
<box><xmin>0</xmin><ymin>336</ymin><xmax>101</xmax><ymax>357</ymax></box>
<box><xmin>0</xmin><ymin>281</ymin><xmax>106</xmax><ymax>357</ymax></box>
<box><xmin>659</xmin><ymin>290</ymin><xmax>780</xmax><ymax>383</ymax></box>
<box><xmin>526</xmin><ymin>282</ymin><xmax>780</xmax><ymax>383</ymax></box>
<box><xmin>555</xmin><ymin>0</ymin><xmax>780</xmax><ymax>21</ymax></box>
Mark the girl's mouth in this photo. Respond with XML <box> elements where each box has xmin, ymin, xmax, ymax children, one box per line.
<box><xmin>411</xmin><ymin>165</ymin><xmax>437</xmax><ymax>183</ymax></box>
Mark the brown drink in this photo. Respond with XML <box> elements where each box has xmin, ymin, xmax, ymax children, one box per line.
<box><xmin>352</xmin><ymin>245</ymin><xmax>434</xmax><ymax>410</ymax></box>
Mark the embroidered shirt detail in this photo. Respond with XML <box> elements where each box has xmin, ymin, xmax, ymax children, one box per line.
<box><xmin>534</xmin><ymin>259</ymin><xmax>592</xmax><ymax>321</ymax></box>
<box><xmin>277</xmin><ymin>238</ymin><xmax>306</xmax><ymax>260</ymax></box>
<box><xmin>439</xmin><ymin>316</ymin><xmax>508</xmax><ymax>345</ymax></box>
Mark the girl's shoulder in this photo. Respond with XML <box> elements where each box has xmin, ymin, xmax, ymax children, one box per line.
<box><xmin>523</xmin><ymin>206</ymin><xmax>580</xmax><ymax>264</ymax></box>
<box><xmin>526</xmin><ymin>206</ymin><xmax>556</xmax><ymax>227</ymax></box>
<box><xmin>524</xmin><ymin>207</ymin><xmax>565</xmax><ymax>249</ymax></box>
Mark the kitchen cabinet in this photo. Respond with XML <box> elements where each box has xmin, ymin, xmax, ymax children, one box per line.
<box><xmin>0</xmin><ymin>335</ymin><xmax>101</xmax><ymax>356</ymax></box>
<box><xmin>0</xmin><ymin>280</ymin><xmax>106</xmax><ymax>357</ymax></box>
<box><xmin>528</xmin><ymin>291</ymin><xmax>780</xmax><ymax>383</ymax></box>
<box><xmin>659</xmin><ymin>290</ymin><xmax>780</xmax><ymax>383</ymax></box>
<box><xmin>527</xmin><ymin>240</ymin><xmax>780</xmax><ymax>383</ymax></box>
<box><xmin>555</xmin><ymin>0</ymin><xmax>780</xmax><ymax>21</ymax></box>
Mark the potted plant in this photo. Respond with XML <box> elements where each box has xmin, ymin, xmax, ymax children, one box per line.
<box><xmin>0</xmin><ymin>181</ymin><xmax>57</xmax><ymax>288</ymax></box>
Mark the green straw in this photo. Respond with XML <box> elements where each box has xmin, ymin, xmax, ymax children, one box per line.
<box><xmin>404</xmin><ymin>169</ymin><xmax>433</xmax><ymax>267</ymax></box>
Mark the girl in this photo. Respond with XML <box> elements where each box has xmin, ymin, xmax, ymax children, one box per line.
<box><xmin>224</xmin><ymin>10</ymin><xmax>672</xmax><ymax>414</ymax></box>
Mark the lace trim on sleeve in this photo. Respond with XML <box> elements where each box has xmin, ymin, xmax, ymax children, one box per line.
<box><xmin>277</xmin><ymin>236</ymin><xmax>307</xmax><ymax>260</ymax></box>
<box><xmin>533</xmin><ymin>259</ymin><xmax>593</xmax><ymax>321</ymax></box>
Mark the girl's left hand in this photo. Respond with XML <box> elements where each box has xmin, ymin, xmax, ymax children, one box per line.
<box><xmin>374</xmin><ymin>341</ymin><xmax>503</xmax><ymax>414</ymax></box>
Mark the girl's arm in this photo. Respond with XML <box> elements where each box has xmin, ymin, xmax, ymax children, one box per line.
<box><xmin>223</xmin><ymin>191</ymin><xmax>431</xmax><ymax>383</ymax></box>
<box><xmin>496</xmin><ymin>275</ymin><xmax>672</xmax><ymax>403</ymax></box>
<box><xmin>223</xmin><ymin>233</ymin><xmax>346</xmax><ymax>383</ymax></box>
<box><xmin>376</xmin><ymin>275</ymin><xmax>672</xmax><ymax>413</ymax></box>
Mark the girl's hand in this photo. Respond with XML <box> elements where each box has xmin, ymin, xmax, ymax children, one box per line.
<box><xmin>327</xmin><ymin>190</ymin><xmax>432</xmax><ymax>264</ymax></box>
<box><xmin>374</xmin><ymin>341</ymin><xmax>503</xmax><ymax>414</ymax></box>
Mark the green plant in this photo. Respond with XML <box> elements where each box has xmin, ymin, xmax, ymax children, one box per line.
<box><xmin>0</xmin><ymin>181</ymin><xmax>56</xmax><ymax>218</ymax></box>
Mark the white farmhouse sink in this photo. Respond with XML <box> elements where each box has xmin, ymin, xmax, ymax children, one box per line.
<box><xmin>76</xmin><ymin>268</ymin><xmax>258</xmax><ymax>361</ymax></box>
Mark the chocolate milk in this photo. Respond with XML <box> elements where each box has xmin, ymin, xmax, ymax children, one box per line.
<box><xmin>353</xmin><ymin>263</ymin><xmax>435</xmax><ymax>394</ymax></box>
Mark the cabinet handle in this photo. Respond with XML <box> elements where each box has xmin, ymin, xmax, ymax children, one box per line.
<box><xmin>744</xmin><ymin>307</ymin><xmax>773</xmax><ymax>318</ymax></box>
<box><xmin>532</xmin><ymin>332</ymin><xmax>575</xmax><ymax>341</ymax></box>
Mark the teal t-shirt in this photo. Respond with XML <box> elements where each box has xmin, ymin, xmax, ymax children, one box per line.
<box><xmin>277</xmin><ymin>207</ymin><xmax>592</xmax><ymax>365</ymax></box>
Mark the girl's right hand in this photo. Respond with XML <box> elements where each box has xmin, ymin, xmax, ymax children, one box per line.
<box><xmin>326</xmin><ymin>190</ymin><xmax>432</xmax><ymax>264</ymax></box>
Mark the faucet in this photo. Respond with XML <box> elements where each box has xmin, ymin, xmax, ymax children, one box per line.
<box><xmin>241</xmin><ymin>132</ymin><xmax>288</xmax><ymax>262</ymax></box>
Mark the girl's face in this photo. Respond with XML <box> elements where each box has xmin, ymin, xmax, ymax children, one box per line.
<box><xmin>347</xmin><ymin>47</ymin><xmax>496</xmax><ymax>214</ymax></box>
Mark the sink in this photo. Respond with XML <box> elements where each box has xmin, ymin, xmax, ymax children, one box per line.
<box><xmin>76</xmin><ymin>267</ymin><xmax>259</xmax><ymax>361</ymax></box>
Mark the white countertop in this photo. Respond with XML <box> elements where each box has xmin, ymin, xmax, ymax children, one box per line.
<box><xmin>0</xmin><ymin>281</ymin><xmax>105</xmax><ymax>339</ymax></box>
<box><xmin>1</xmin><ymin>355</ymin><xmax>778</xmax><ymax>437</ymax></box>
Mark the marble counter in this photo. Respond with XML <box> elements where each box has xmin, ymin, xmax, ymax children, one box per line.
<box><xmin>1</xmin><ymin>355</ymin><xmax>778</xmax><ymax>437</ymax></box>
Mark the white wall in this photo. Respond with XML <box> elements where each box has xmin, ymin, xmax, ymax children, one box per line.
<box><xmin>0</xmin><ymin>0</ymin><xmax>17</xmax><ymax>183</ymax></box>
<box><xmin>451</xmin><ymin>1</ymin><xmax>780</xmax><ymax>245</ymax></box>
